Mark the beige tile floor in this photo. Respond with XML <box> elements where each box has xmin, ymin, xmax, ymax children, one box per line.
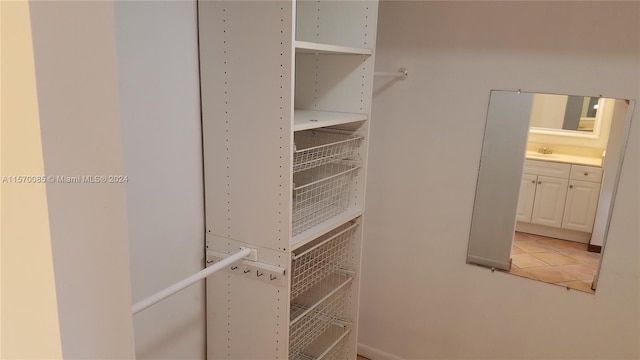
<box><xmin>509</xmin><ymin>231</ymin><xmax>601</xmax><ymax>293</ymax></box>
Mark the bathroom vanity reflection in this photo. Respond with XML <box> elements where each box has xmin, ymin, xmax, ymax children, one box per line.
<box><xmin>467</xmin><ymin>90</ymin><xmax>634</xmax><ymax>293</ymax></box>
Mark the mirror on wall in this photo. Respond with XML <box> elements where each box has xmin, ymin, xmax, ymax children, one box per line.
<box><xmin>530</xmin><ymin>94</ymin><xmax>600</xmax><ymax>132</ymax></box>
<box><xmin>467</xmin><ymin>90</ymin><xmax>634</xmax><ymax>293</ymax></box>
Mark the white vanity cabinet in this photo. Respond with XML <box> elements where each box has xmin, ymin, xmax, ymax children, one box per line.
<box><xmin>562</xmin><ymin>166</ymin><xmax>603</xmax><ymax>232</ymax></box>
<box><xmin>530</xmin><ymin>175</ymin><xmax>569</xmax><ymax>227</ymax></box>
<box><xmin>516</xmin><ymin>159</ymin><xmax>602</xmax><ymax>242</ymax></box>
<box><xmin>517</xmin><ymin>160</ymin><xmax>570</xmax><ymax>226</ymax></box>
<box><xmin>516</xmin><ymin>174</ymin><xmax>538</xmax><ymax>222</ymax></box>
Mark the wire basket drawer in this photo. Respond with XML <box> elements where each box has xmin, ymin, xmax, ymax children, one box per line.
<box><xmin>291</xmin><ymin>322</ymin><xmax>350</xmax><ymax>360</ymax></box>
<box><xmin>292</xmin><ymin>163</ymin><xmax>360</xmax><ymax>236</ymax></box>
<box><xmin>294</xmin><ymin>130</ymin><xmax>363</xmax><ymax>173</ymax></box>
<box><xmin>291</xmin><ymin>222</ymin><xmax>357</xmax><ymax>300</ymax></box>
<box><xmin>289</xmin><ymin>273</ymin><xmax>352</xmax><ymax>360</ymax></box>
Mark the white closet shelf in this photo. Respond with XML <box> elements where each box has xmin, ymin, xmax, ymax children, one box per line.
<box><xmin>291</xmin><ymin>207</ymin><xmax>363</xmax><ymax>250</ymax></box>
<box><xmin>295</xmin><ymin>40</ymin><xmax>372</xmax><ymax>55</ymax></box>
<box><xmin>294</xmin><ymin>110</ymin><xmax>368</xmax><ymax>132</ymax></box>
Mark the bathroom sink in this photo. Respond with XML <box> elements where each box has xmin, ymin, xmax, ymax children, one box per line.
<box><xmin>526</xmin><ymin>152</ymin><xmax>559</xmax><ymax>159</ymax></box>
<box><xmin>525</xmin><ymin>151</ymin><xmax>602</xmax><ymax>167</ymax></box>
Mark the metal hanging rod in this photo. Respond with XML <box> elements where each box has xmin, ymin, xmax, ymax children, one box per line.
<box><xmin>374</xmin><ymin>68</ymin><xmax>408</xmax><ymax>79</ymax></box>
<box><xmin>132</xmin><ymin>247</ymin><xmax>252</xmax><ymax>314</ymax></box>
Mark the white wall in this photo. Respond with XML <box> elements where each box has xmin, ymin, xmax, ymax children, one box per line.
<box><xmin>359</xmin><ymin>2</ymin><xmax>639</xmax><ymax>359</ymax></box>
<box><xmin>114</xmin><ymin>2</ymin><xmax>206</xmax><ymax>359</ymax></box>
<box><xmin>26</xmin><ymin>1</ymin><xmax>136</xmax><ymax>357</ymax></box>
<box><xmin>1</xmin><ymin>2</ymin><xmax>63</xmax><ymax>357</ymax></box>
<box><xmin>530</xmin><ymin>94</ymin><xmax>569</xmax><ymax>129</ymax></box>
<box><xmin>591</xmin><ymin>99</ymin><xmax>634</xmax><ymax>248</ymax></box>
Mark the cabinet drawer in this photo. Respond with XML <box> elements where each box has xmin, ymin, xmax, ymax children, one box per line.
<box><xmin>524</xmin><ymin>159</ymin><xmax>571</xmax><ymax>178</ymax></box>
<box><xmin>570</xmin><ymin>165</ymin><xmax>603</xmax><ymax>183</ymax></box>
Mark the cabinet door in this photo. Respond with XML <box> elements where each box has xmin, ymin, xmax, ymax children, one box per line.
<box><xmin>516</xmin><ymin>174</ymin><xmax>537</xmax><ymax>223</ymax></box>
<box><xmin>531</xmin><ymin>176</ymin><xmax>568</xmax><ymax>228</ymax></box>
<box><xmin>562</xmin><ymin>179</ymin><xmax>601</xmax><ymax>232</ymax></box>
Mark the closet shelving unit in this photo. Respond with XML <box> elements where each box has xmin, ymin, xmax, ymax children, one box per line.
<box><xmin>198</xmin><ymin>1</ymin><xmax>377</xmax><ymax>358</ymax></box>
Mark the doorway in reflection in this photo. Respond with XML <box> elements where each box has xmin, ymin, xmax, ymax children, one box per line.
<box><xmin>513</xmin><ymin>95</ymin><xmax>629</xmax><ymax>293</ymax></box>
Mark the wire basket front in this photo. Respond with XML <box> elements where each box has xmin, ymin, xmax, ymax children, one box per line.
<box><xmin>291</xmin><ymin>222</ymin><xmax>357</xmax><ymax>299</ymax></box>
<box><xmin>294</xmin><ymin>130</ymin><xmax>363</xmax><ymax>173</ymax></box>
<box><xmin>290</xmin><ymin>322</ymin><xmax>350</xmax><ymax>360</ymax></box>
<box><xmin>289</xmin><ymin>278</ymin><xmax>351</xmax><ymax>360</ymax></box>
<box><xmin>292</xmin><ymin>163</ymin><xmax>359</xmax><ymax>236</ymax></box>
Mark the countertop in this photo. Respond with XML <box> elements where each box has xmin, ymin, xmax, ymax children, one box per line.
<box><xmin>525</xmin><ymin>151</ymin><xmax>602</xmax><ymax>167</ymax></box>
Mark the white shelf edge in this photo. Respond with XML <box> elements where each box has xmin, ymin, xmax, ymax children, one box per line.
<box><xmin>294</xmin><ymin>110</ymin><xmax>368</xmax><ymax>132</ymax></box>
<box><xmin>294</xmin><ymin>40</ymin><xmax>372</xmax><ymax>55</ymax></box>
<box><xmin>291</xmin><ymin>207</ymin><xmax>363</xmax><ymax>250</ymax></box>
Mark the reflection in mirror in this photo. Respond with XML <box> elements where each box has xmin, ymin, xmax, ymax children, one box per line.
<box><xmin>530</xmin><ymin>94</ymin><xmax>600</xmax><ymax>132</ymax></box>
<box><xmin>467</xmin><ymin>90</ymin><xmax>634</xmax><ymax>294</ymax></box>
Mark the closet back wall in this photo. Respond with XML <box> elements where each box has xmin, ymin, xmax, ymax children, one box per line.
<box><xmin>115</xmin><ymin>2</ymin><xmax>205</xmax><ymax>359</ymax></box>
<box><xmin>359</xmin><ymin>1</ymin><xmax>639</xmax><ymax>359</ymax></box>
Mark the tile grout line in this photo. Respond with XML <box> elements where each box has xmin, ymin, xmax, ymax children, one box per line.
<box><xmin>509</xmin><ymin>232</ymin><xmax>600</xmax><ymax>292</ymax></box>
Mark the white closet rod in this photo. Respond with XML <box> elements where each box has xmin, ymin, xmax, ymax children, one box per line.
<box><xmin>374</xmin><ymin>68</ymin><xmax>408</xmax><ymax>79</ymax></box>
<box><xmin>132</xmin><ymin>247</ymin><xmax>252</xmax><ymax>314</ymax></box>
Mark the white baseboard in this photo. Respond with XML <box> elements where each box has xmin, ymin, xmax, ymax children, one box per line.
<box><xmin>516</xmin><ymin>221</ymin><xmax>591</xmax><ymax>243</ymax></box>
<box><xmin>358</xmin><ymin>343</ymin><xmax>406</xmax><ymax>360</ymax></box>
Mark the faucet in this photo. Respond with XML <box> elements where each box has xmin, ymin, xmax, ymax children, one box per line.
<box><xmin>538</xmin><ymin>146</ymin><xmax>553</xmax><ymax>155</ymax></box>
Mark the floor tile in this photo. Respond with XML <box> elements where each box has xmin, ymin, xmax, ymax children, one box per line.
<box><xmin>513</xmin><ymin>232</ymin><xmax>531</xmax><ymax>242</ymax></box>
<box><xmin>537</xmin><ymin>238</ymin><xmax>588</xmax><ymax>251</ymax></box>
<box><xmin>509</xmin><ymin>267</ymin><xmax>538</xmax><ymax>280</ymax></box>
<box><xmin>509</xmin><ymin>232</ymin><xmax>600</xmax><ymax>293</ymax></box>
<box><xmin>531</xmin><ymin>252</ymin><xmax>580</xmax><ymax>266</ymax></box>
<box><xmin>554</xmin><ymin>264</ymin><xmax>598</xmax><ymax>281</ymax></box>
<box><xmin>511</xmin><ymin>254</ymin><xmax>548</xmax><ymax>268</ymax></box>
<box><xmin>562</xmin><ymin>250</ymin><xmax>601</xmax><ymax>264</ymax></box>
<box><xmin>514</xmin><ymin>241</ymin><xmax>553</xmax><ymax>253</ymax></box>
<box><xmin>525</xmin><ymin>267</ymin><xmax>577</xmax><ymax>283</ymax></box>
<box><xmin>511</xmin><ymin>246</ymin><xmax>525</xmax><ymax>255</ymax></box>
<box><xmin>556</xmin><ymin>281</ymin><xmax>594</xmax><ymax>293</ymax></box>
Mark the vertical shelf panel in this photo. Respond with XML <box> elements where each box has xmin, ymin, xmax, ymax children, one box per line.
<box><xmin>199</xmin><ymin>1</ymin><xmax>294</xmax><ymax>251</ymax></box>
<box><xmin>200</xmin><ymin>1</ymin><xmax>295</xmax><ymax>356</ymax></box>
<box><xmin>343</xmin><ymin>218</ymin><xmax>365</xmax><ymax>359</ymax></box>
<box><xmin>206</xmin><ymin>237</ymin><xmax>291</xmax><ymax>359</ymax></box>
